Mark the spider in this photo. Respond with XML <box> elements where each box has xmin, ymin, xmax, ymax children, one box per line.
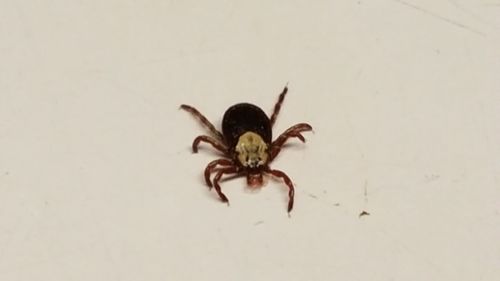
<box><xmin>180</xmin><ymin>85</ymin><xmax>312</xmax><ymax>212</ymax></box>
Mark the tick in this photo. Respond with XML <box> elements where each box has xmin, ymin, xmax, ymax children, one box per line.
<box><xmin>180</xmin><ymin>85</ymin><xmax>312</xmax><ymax>212</ymax></box>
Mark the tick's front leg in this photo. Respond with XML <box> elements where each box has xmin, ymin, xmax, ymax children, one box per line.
<box><xmin>266</xmin><ymin>168</ymin><xmax>295</xmax><ymax>212</ymax></box>
<box><xmin>180</xmin><ymin>104</ymin><xmax>224</xmax><ymax>140</ymax></box>
<box><xmin>212</xmin><ymin>166</ymin><xmax>240</xmax><ymax>204</ymax></box>
<box><xmin>192</xmin><ymin>135</ymin><xmax>228</xmax><ymax>154</ymax></box>
<box><xmin>270</xmin><ymin>123</ymin><xmax>313</xmax><ymax>160</ymax></box>
<box><xmin>269</xmin><ymin>85</ymin><xmax>288</xmax><ymax>127</ymax></box>
<box><xmin>204</xmin><ymin>159</ymin><xmax>234</xmax><ymax>187</ymax></box>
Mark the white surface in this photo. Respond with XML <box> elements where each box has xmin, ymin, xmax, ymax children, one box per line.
<box><xmin>1</xmin><ymin>1</ymin><xmax>499</xmax><ymax>280</ymax></box>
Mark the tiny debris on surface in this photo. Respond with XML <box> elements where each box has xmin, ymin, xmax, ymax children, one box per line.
<box><xmin>424</xmin><ymin>174</ymin><xmax>441</xmax><ymax>183</ymax></box>
<box><xmin>364</xmin><ymin>180</ymin><xmax>368</xmax><ymax>203</ymax></box>
<box><xmin>359</xmin><ymin>211</ymin><xmax>370</xmax><ymax>218</ymax></box>
<box><xmin>307</xmin><ymin>193</ymin><xmax>318</xmax><ymax>199</ymax></box>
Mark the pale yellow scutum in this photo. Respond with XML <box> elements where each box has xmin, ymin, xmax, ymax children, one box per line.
<box><xmin>235</xmin><ymin>132</ymin><xmax>269</xmax><ymax>168</ymax></box>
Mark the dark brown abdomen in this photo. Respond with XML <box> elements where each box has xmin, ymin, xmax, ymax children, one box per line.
<box><xmin>222</xmin><ymin>103</ymin><xmax>272</xmax><ymax>148</ymax></box>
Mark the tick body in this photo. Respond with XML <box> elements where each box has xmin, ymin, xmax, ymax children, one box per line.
<box><xmin>222</xmin><ymin>103</ymin><xmax>272</xmax><ymax>147</ymax></box>
<box><xmin>180</xmin><ymin>86</ymin><xmax>312</xmax><ymax>212</ymax></box>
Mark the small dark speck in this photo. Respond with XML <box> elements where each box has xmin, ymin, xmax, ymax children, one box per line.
<box><xmin>4</xmin><ymin>172</ymin><xmax>9</xmax><ymax>176</ymax></box>
<box><xmin>359</xmin><ymin>211</ymin><xmax>370</xmax><ymax>218</ymax></box>
<box><xmin>333</xmin><ymin>203</ymin><xmax>340</xmax><ymax>207</ymax></box>
<box><xmin>254</xmin><ymin>220</ymin><xmax>264</xmax><ymax>226</ymax></box>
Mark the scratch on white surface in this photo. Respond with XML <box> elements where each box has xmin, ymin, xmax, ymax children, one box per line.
<box><xmin>448</xmin><ymin>0</ymin><xmax>499</xmax><ymax>29</ymax></box>
<box><xmin>364</xmin><ymin>180</ymin><xmax>368</xmax><ymax>204</ymax></box>
<box><xmin>360</xmin><ymin>180</ymin><xmax>371</xmax><ymax>218</ymax></box>
<box><xmin>424</xmin><ymin>174</ymin><xmax>441</xmax><ymax>184</ymax></box>
<box><xmin>307</xmin><ymin>193</ymin><xmax>318</xmax><ymax>199</ymax></box>
<box><xmin>301</xmin><ymin>190</ymin><xmax>341</xmax><ymax>210</ymax></box>
<box><xmin>253</xmin><ymin>220</ymin><xmax>264</xmax><ymax>226</ymax></box>
<box><xmin>392</xmin><ymin>0</ymin><xmax>485</xmax><ymax>36</ymax></box>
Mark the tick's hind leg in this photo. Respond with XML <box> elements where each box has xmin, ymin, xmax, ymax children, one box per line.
<box><xmin>270</xmin><ymin>123</ymin><xmax>313</xmax><ymax>160</ymax></box>
<box><xmin>269</xmin><ymin>85</ymin><xmax>288</xmax><ymax>127</ymax></box>
<box><xmin>192</xmin><ymin>135</ymin><xmax>228</xmax><ymax>154</ymax></box>
<box><xmin>180</xmin><ymin>104</ymin><xmax>224</xmax><ymax>140</ymax></box>
<box><xmin>204</xmin><ymin>159</ymin><xmax>234</xmax><ymax>187</ymax></box>
<box><xmin>212</xmin><ymin>167</ymin><xmax>240</xmax><ymax>204</ymax></box>
<box><xmin>267</xmin><ymin>168</ymin><xmax>295</xmax><ymax>212</ymax></box>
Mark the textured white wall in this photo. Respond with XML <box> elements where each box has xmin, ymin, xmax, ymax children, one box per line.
<box><xmin>0</xmin><ymin>1</ymin><xmax>499</xmax><ymax>280</ymax></box>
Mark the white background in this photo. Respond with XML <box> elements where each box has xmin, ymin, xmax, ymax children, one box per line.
<box><xmin>1</xmin><ymin>1</ymin><xmax>499</xmax><ymax>280</ymax></box>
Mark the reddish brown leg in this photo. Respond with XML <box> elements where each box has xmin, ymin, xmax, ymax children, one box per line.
<box><xmin>267</xmin><ymin>168</ymin><xmax>295</xmax><ymax>212</ymax></box>
<box><xmin>269</xmin><ymin>85</ymin><xmax>288</xmax><ymax>127</ymax></box>
<box><xmin>270</xmin><ymin>123</ymin><xmax>313</xmax><ymax>160</ymax></box>
<box><xmin>180</xmin><ymin>104</ymin><xmax>224</xmax><ymax>140</ymax></box>
<box><xmin>192</xmin><ymin>135</ymin><xmax>228</xmax><ymax>154</ymax></box>
<box><xmin>213</xmin><ymin>166</ymin><xmax>240</xmax><ymax>204</ymax></box>
<box><xmin>204</xmin><ymin>159</ymin><xmax>234</xmax><ymax>187</ymax></box>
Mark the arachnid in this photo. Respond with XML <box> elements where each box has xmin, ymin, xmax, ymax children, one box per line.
<box><xmin>180</xmin><ymin>85</ymin><xmax>312</xmax><ymax>212</ymax></box>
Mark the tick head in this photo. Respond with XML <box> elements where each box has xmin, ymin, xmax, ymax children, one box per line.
<box><xmin>247</xmin><ymin>172</ymin><xmax>264</xmax><ymax>187</ymax></box>
<box><xmin>235</xmin><ymin>131</ymin><xmax>269</xmax><ymax>168</ymax></box>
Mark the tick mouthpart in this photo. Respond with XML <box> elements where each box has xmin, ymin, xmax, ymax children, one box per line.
<box><xmin>247</xmin><ymin>173</ymin><xmax>264</xmax><ymax>187</ymax></box>
<box><xmin>235</xmin><ymin>131</ymin><xmax>269</xmax><ymax>168</ymax></box>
